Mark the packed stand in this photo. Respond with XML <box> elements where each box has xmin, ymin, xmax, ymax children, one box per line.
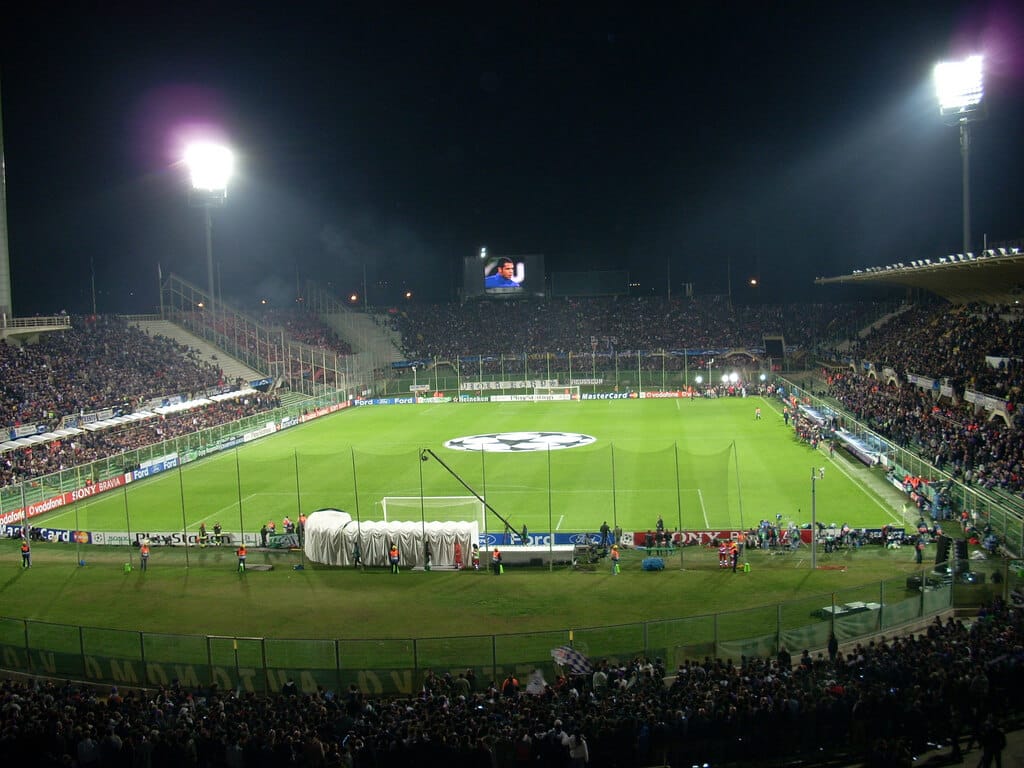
<box><xmin>0</xmin><ymin>316</ymin><xmax>224</xmax><ymax>433</ymax></box>
<box><xmin>0</xmin><ymin>601</ymin><xmax>1019</xmax><ymax>767</ymax></box>
<box><xmin>844</xmin><ymin>302</ymin><xmax>1024</xmax><ymax>406</ymax></box>
<box><xmin>0</xmin><ymin>393</ymin><xmax>281</xmax><ymax>489</ymax></box>
<box><xmin>825</xmin><ymin>303</ymin><xmax>1024</xmax><ymax>499</ymax></box>
<box><xmin>254</xmin><ymin>307</ymin><xmax>354</xmax><ymax>358</ymax></box>
<box><xmin>183</xmin><ymin>309</ymin><xmax>350</xmax><ymax>386</ymax></box>
<box><xmin>390</xmin><ymin>297</ymin><xmax>887</xmax><ymax>360</ymax></box>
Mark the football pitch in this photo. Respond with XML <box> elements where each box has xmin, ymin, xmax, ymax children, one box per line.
<box><xmin>2</xmin><ymin>395</ymin><xmax>955</xmax><ymax>691</ymax></box>
<box><xmin>39</xmin><ymin>396</ymin><xmax>905</xmax><ymax>540</ymax></box>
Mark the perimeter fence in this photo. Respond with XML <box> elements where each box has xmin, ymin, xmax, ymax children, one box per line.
<box><xmin>0</xmin><ymin>560</ymin><xmax>1013</xmax><ymax>695</ymax></box>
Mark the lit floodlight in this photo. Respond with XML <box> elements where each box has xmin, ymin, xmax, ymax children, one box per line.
<box><xmin>695</xmin><ymin>375</ymin><xmax>703</xmax><ymax>385</ymax></box>
<box><xmin>184</xmin><ymin>142</ymin><xmax>235</xmax><ymax>191</ymax></box>
<box><xmin>759</xmin><ymin>373</ymin><xmax>767</xmax><ymax>382</ymax></box>
<box><xmin>721</xmin><ymin>374</ymin><xmax>730</xmax><ymax>384</ymax></box>
<box><xmin>934</xmin><ymin>55</ymin><xmax>984</xmax><ymax>118</ymax></box>
<box><xmin>729</xmin><ymin>372</ymin><xmax>739</xmax><ymax>384</ymax></box>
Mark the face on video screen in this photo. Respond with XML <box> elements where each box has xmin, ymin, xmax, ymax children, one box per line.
<box><xmin>484</xmin><ymin>257</ymin><xmax>524</xmax><ymax>292</ymax></box>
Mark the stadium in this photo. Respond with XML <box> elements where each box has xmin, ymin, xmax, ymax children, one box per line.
<box><xmin>2</xmin><ymin>13</ymin><xmax>1023</xmax><ymax>768</ymax></box>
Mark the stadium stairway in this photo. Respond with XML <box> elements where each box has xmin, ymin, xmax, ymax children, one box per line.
<box><xmin>321</xmin><ymin>310</ymin><xmax>404</xmax><ymax>375</ymax></box>
<box><xmin>277</xmin><ymin>391</ymin><xmax>312</xmax><ymax>409</ymax></box>
<box><xmin>127</xmin><ymin>318</ymin><xmax>266</xmax><ymax>384</ymax></box>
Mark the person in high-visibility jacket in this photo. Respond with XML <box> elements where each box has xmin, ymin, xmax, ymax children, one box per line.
<box><xmin>491</xmin><ymin>547</ymin><xmax>502</xmax><ymax>575</ymax></box>
<box><xmin>20</xmin><ymin>539</ymin><xmax>31</xmax><ymax>569</ymax></box>
<box><xmin>389</xmin><ymin>544</ymin><xmax>400</xmax><ymax>574</ymax></box>
<box><xmin>454</xmin><ymin>541</ymin><xmax>463</xmax><ymax>570</ymax></box>
<box><xmin>610</xmin><ymin>544</ymin><xmax>620</xmax><ymax>574</ymax></box>
<box><xmin>236</xmin><ymin>545</ymin><xmax>247</xmax><ymax>573</ymax></box>
<box><xmin>140</xmin><ymin>542</ymin><xmax>150</xmax><ymax>571</ymax></box>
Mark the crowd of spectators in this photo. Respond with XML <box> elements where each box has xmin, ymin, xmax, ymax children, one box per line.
<box><xmin>823</xmin><ymin>303</ymin><xmax>1024</xmax><ymax>499</ymax></box>
<box><xmin>388</xmin><ymin>296</ymin><xmax>888</xmax><ymax>360</ymax></box>
<box><xmin>0</xmin><ymin>601</ymin><xmax>1018</xmax><ymax>767</ymax></box>
<box><xmin>843</xmin><ymin>302</ymin><xmax>1024</xmax><ymax>405</ymax></box>
<box><xmin>0</xmin><ymin>394</ymin><xmax>281</xmax><ymax>489</ymax></box>
<box><xmin>0</xmin><ymin>315</ymin><xmax>286</xmax><ymax>489</ymax></box>
<box><xmin>0</xmin><ymin>316</ymin><xmax>224</xmax><ymax>433</ymax></box>
<box><xmin>254</xmin><ymin>307</ymin><xmax>353</xmax><ymax>359</ymax></box>
<box><xmin>181</xmin><ymin>309</ymin><xmax>351</xmax><ymax>387</ymax></box>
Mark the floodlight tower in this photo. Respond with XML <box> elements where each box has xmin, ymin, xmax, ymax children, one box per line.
<box><xmin>934</xmin><ymin>55</ymin><xmax>984</xmax><ymax>256</ymax></box>
<box><xmin>184</xmin><ymin>142</ymin><xmax>234</xmax><ymax>312</ymax></box>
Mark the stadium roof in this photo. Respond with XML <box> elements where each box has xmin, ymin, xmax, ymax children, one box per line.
<box><xmin>814</xmin><ymin>249</ymin><xmax>1024</xmax><ymax>304</ymax></box>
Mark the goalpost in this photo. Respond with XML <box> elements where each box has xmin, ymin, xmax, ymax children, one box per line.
<box><xmin>380</xmin><ymin>496</ymin><xmax>487</xmax><ymax>530</ymax></box>
<box><xmin>532</xmin><ymin>385</ymin><xmax>580</xmax><ymax>402</ymax></box>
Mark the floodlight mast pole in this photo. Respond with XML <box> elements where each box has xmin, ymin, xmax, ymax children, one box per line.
<box><xmin>960</xmin><ymin>121</ymin><xmax>972</xmax><ymax>256</ymax></box>
<box><xmin>185</xmin><ymin>142</ymin><xmax>233</xmax><ymax>317</ymax></box>
<box><xmin>204</xmin><ymin>204</ymin><xmax>215</xmax><ymax>315</ymax></box>
<box><xmin>935</xmin><ymin>55</ymin><xmax>984</xmax><ymax>256</ymax></box>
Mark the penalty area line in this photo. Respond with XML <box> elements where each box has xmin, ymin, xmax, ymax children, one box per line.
<box><xmin>555</xmin><ymin>515</ymin><xmax>565</xmax><ymax>530</ymax></box>
<box><xmin>697</xmin><ymin>488</ymin><xmax>710</xmax><ymax>528</ymax></box>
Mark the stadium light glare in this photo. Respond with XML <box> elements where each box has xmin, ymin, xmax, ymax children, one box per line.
<box><xmin>185</xmin><ymin>142</ymin><xmax>235</xmax><ymax>191</ymax></box>
<box><xmin>934</xmin><ymin>55</ymin><xmax>984</xmax><ymax>256</ymax></box>
<box><xmin>934</xmin><ymin>55</ymin><xmax>984</xmax><ymax>117</ymax></box>
<box><xmin>184</xmin><ymin>141</ymin><xmax>234</xmax><ymax>316</ymax></box>
<box><xmin>695</xmin><ymin>375</ymin><xmax>703</xmax><ymax>385</ymax></box>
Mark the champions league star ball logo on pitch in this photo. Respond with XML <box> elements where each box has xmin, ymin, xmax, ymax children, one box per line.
<box><xmin>444</xmin><ymin>432</ymin><xmax>596</xmax><ymax>452</ymax></box>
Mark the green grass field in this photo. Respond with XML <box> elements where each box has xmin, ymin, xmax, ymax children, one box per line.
<box><xmin>5</xmin><ymin>395</ymin><xmax>985</xmax><ymax>693</ymax></box>
<box><xmin>38</xmin><ymin>396</ymin><xmax>905</xmax><ymax>538</ymax></box>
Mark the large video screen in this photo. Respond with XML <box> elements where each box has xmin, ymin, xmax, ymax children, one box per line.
<box><xmin>463</xmin><ymin>254</ymin><xmax>545</xmax><ymax>298</ymax></box>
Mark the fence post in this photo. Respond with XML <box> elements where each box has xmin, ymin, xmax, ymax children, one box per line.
<box><xmin>206</xmin><ymin>636</ymin><xmax>214</xmax><ymax>687</ymax></box>
<box><xmin>139</xmin><ymin>631</ymin><xmax>147</xmax><ymax>686</ymax></box>
<box><xmin>261</xmin><ymin>639</ymin><xmax>269</xmax><ymax>694</ymax></box>
<box><xmin>879</xmin><ymin>580</ymin><xmax>885</xmax><ymax>630</ymax></box>
<box><xmin>492</xmin><ymin>635</ymin><xmax>497</xmax><ymax>684</ymax></box>
<box><xmin>713</xmin><ymin>614</ymin><xmax>719</xmax><ymax>659</ymax></box>
<box><xmin>777</xmin><ymin>604</ymin><xmax>782</xmax><ymax>654</ymax></box>
<box><xmin>23</xmin><ymin>620</ymin><xmax>32</xmax><ymax>674</ymax></box>
<box><xmin>335</xmin><ymin>639</ymin><xmax>342</xmax><ymax>695</ymax></box>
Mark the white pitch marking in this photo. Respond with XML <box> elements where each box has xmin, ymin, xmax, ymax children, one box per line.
<box><xmin>697</xmin><ymin>488</ymin><xmax>710</xmax><ymax>528</ymax></box>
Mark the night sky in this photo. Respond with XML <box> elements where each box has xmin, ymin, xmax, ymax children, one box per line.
<box><xmin>2</xmin><ymin>2</ymin><xmax>1024</xmax><ymax>314</ymax></box>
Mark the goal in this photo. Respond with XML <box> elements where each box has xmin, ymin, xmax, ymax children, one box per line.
<box><xmin>380</xmin><ymin>496</ymin><xmax>487</xmax><ymax>529</ymax></box>
<box><xmin>532</xmin><ymin>385</ymin><xmax>580</xmax><ymax>402</ymax></box>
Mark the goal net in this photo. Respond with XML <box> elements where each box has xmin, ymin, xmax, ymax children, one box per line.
<box><xmin>380</xmin><ymin>496</ymin><xmax>487</xmax><ymax>529</ymax></box>
<box><xmin>532</xmin><ymin>385</ymin><xmax>580</xmax><ymax>402</ymax></box>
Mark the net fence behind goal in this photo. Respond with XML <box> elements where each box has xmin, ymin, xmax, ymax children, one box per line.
<box><xmin>379</xmin><ymin>496</ymin><xmax>487</xmax><ymax>530</ymax></box>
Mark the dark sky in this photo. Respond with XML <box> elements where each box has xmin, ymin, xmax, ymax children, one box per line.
<box><xmin>2</xmin><ymin>1</ymin><xmax>1024</xmax><ymax>313</ymax></box>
